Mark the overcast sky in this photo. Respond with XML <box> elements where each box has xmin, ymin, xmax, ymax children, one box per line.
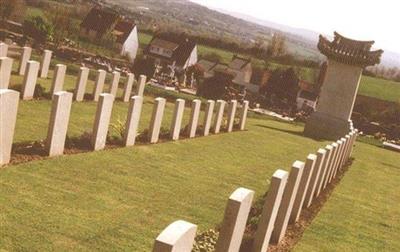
<box><xmin>190</xmin><ymin>0</ymin><xmax>400</xmax><ymax>53</ymax></box>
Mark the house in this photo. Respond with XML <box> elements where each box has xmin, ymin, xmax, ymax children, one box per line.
<box><xmin>296</xmin><ymin>80</ymin><xmax>318</xmax><ymax>110</ymax></box>
<box><xmin>228</xmin><ymin>55</ymin><xmax>252</xmax><ymax>83</ymax></box>
<box><xmin>80</xmin><ymin>7</ymin><xmax>139</xmax><ymax>62</ymax></box>
<box><xmin>144</xmin><ymin>34</ymin><xmax>198</xmax><ymax>72</ymax></box>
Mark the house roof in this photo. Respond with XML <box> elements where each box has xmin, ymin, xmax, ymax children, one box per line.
<box><xmin>228</xmin><ymin>55</ymin><xmax>251</xmax><ymax>70</ymax></box>
<box><xmin>81</xmin><ymin>7</ymin><xmax>119</xmax><ymax>36</ymax></box>
<box><xmin>197</xmin><ymin>59</ymin><xmax>218</xmax><ymax>72</ymax></box>
<box><xmin>145</xmin><ymin>34</ymin><xmax>197</xmax><ymax>67</ymax></box>
<box><xmin>113</xmin><ymin>20</ymin><xmax>136</xmax><ymax>43</ymax></box>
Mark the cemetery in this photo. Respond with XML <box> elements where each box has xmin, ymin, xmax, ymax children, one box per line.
<box><xmin>0</xmin><ymin>25</ymin><xmax>399</xmax><ymax>252</ymax></box>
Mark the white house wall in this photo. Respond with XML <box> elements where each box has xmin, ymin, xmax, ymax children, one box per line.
<box><xmin>121</xmin><ymin>26</ymin><xmax>139</xmax><ymax>63</ymax></box>
<box><xmin>183</xmin><ymin>45</ymin><xmax>198</xmax><ymax>69</ymax></box>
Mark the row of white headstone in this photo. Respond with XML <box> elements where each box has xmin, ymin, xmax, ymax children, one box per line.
<box><xmin>0</xmin><ymin>86</ymin><xmax>249</xmax><ymax>165</ymax></box>
<box><xmin>0</xmin><ymin>43</ymin><xmax>148</xmax><ymax>102</ymax></box>
<box><xmin>152</xmin><ymin>130</ymin><xmax>359</xmax><ymax>252</ymax></box>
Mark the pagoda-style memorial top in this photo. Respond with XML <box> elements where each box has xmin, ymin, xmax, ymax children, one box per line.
<box><xmin>318</xmin><ymin>32</ymin><xmax>383</xmax><ymax>67</ymax></box>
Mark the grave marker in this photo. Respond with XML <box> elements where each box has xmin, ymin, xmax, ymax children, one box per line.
<box><xmin>153</xmin><ymin>220</ymin><xmax>197</xmax><ymax>252</ymax></box>
<box><xmin>123</xmin><ymin>96</ymin><xmax>143</xmax><ymax>146</ymax></box>
<box><xmin>203</xmin><ymin>100</ymin><xmax>215</xmax><ymax>136</ymax></box>
<box><xmin>136</xmin><ymin>75</ymin><xmax>146</xmax><ymax>96</ymax></box>
<box><xmin>252</xmin><ymin>169</ymin><xmax>288</xmax><ymax>252</ymax></box>
<box><xmin>0</xmin><ymin>42</ymin><xmax>8</xmax><ymax>57</ymax></box>
<box><xmin>74</xmin><ymin>67</ymin><xmax>89</xmax><ymax>101</ymax></box>
<box><xmin>21</xmin><ymin>60</ymin><xmax>40</xmax><ymax>100</ymax></box>
<box><xmin>122</xmin><ymin>73</ymin><xmax>135</xmax><ymax>102</ymax></box>
<box><xmin>170</xmin><ymin>99</ymin><xmax>185</xmax><ymax>140</ymax></box>
<box><xmin>271</xmin><ymin>161</ymin><xmax>304</xmax><ymax>244</ymax></box>
<box><xmin>239</xmin><ymin>100</ymin><xmax>249</xmax><ymax>130</ymax></box>
<box><xmin>227</xmin><ymin>100</ymin><xmax>237</xmax><ymax>132</ymax></box>
<box><xmin>45</xmin><ymin>91</ymin><xmax>73</xmax><ymax>156</ymax></box>
<box><xmin>18</xmin><ymin>46</ymin><xmax>31</xmax><ymax>75</ymax></box>
<box><xmin>188</xmin><ymin>99</ymin><xmax>201</xmax><ymax>138</ymax></box>
<box><xmin>50</xmin><ymin>64</ymin><xmax>66</xmax><ymax>95</ymax></box>
<box><xmin>303</xmin><ymin>149</ymin><xmax>326</xmax><ymax>208</ymax></box>
<box><xmin>0</xmin><ymin>57</ymin><xmax>13</xmax><ymax>89</ymax></box>
<box><xmin>149</xmin><ymin>97</ymin><xmax>166</xmax><ymax>143</ymax></box>
<box><xmin>93</xmin><ymin>70</ymin><xmax>106</xmax><ymax>101</ymax></box>
<box><xmin>0</xmin><ymin>89</ymin><xmax>19</xmax><ymax>165</ymax></box>
<box><xmin>213</xmin><ymin>100</ymin><xmax>225</xmax><ymax>134</ymax></box>
<box><xmin>91</xmin><ymin>94</ymin><xmax>114</xmax><ymax>150</ymax></box>
<box><xmin>109</xmin><ymin>71</ymin><xmax>120</xmax><ymax>97</ymax></box>
<box><xmin>40</xmin><ymin>49</ymin><xmax>52</xmax><ymax>78</ymax></box>
<box><xmin>215</xmin><ymin>187</ymin><xmax>254</xmax><ymax>252</ymax></box>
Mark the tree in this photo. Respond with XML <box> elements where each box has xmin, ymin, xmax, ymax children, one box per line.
<box><xmin>48</xmin><ymin>6</ymin><xmax>74</xmax><ymax>46</ymax></box>
<box><xmin>267</xmin><ymin>33</ymin><xmax>287</xmax><ymax>57</ymax></box>
<box><xmin>197</xmin><ymin>70</ymin><xmax>235</xmax><ymax>100</ymax></box>
<box><xmin>23</xmin><ymin>15</ymin><xmax>53</xmax><ymax>45</ymax></box>
<box><xmin>0</xmin><ymin>0</ymin><xmax>26</xmax><ymax>22</ymax></box>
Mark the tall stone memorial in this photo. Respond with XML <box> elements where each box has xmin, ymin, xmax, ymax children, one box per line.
<box><xmin>304</xmin><ymin>32</ymin><xmax>383</xmax><ymax>139</ymax></box>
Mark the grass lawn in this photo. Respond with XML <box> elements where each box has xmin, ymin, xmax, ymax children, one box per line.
<box><xmin>359</xmin><ymin>76</ymin><xmax>400</xmax><ymax>103</ymax></box>
<box><xmin>295</xmin><ymin>143</ymin><xmax>400</xmax><ymax>251</ymax></box>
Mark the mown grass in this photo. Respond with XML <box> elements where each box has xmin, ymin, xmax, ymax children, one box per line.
<box><xmin>295</xmin><ymin>143</ymin><xmax>400</xmax><ymax>251</ymax></box>
<box><xmin>359</xmin><ymin>76</ymin><xmax>400</xmax><ymax>103</ymax></box>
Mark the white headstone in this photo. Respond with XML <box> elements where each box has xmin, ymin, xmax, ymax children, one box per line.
<box><xmin>0</xmin><ymin>89</ymin><xmax>19</xmax><ymax>166</ymax></box>
<box><xmin>93</xmin><ymin>69</ymin><xmax>106</xmax><ymax>101</ymax></box>
<box><xmin>123</xmin><ymin>96</ymin><xmax>143</xmax><ymax>146</ymax></box>
<box><xmin>122</xmin><ymin>73</ymin><xmax>135</xmax><ymax>102</ymax></box>
<box><xmin>215</xmin><ymin>187</ymin><xmax>254</xmax><ymax>252</ymax></box>
<box><xmin>40</xmin><ymin>49</ymin><xmax>52</xmax><ymax>78</ymax></box>
<box><xmin>149</xmin><ymin>97</ymin><xmax>166</xmax><ymax>143</ymax></box>
<box><xmin>227</xmin><ymin>100</ymin><xmax>238</xmax><ymax>132</ymax></box>
<box><xmin>109</xmin><ymin>71</ymin><xmax>120</xmax><ymax>97</ymax></box>
<box><xmin>213</xmin><ymin>100</ymin><xmax>226</xmax><ymax>134</ymax></box>
<box><xmin>0</xmin><ymin>57</ymin><xmax>13</xmax><ymax>89</ymax></box>
<box><xmin>18</xmin><ymin>46</ymin><xmax>32</xmax><ymax>76</ymax></box>
<box><xmin>303</xmin><ymin>149</ymin><xmax>326</xmax><ymax>208</ymax></box>
<box><xmin>170</xmin><ymin>99</ymin><xmax>185</xmax><ymax>140</ymax></box>
<box><xmin>203</xmin><ymin>100</ymin><xmax>215</xmax><ymax>136</ymax></box>
<box><xmin>252</xmin><ymin>169</ymin><xmax>289</xmax><ymax>252</ymax></box>
<box><xmin>188</xmin><ymin>99</ymin><xmax>201</xmax><ymax>138</ymax></box>
<box><xmin>74</xmin><ymin>67</ymin><xmax>89</xmax><ymax>102</ymax></box>
<box><xmin>271</xmin><ymin>161</ymin><xmax>304</xmax><ymax>244</ymax></box>
<box><xmin>136</xmin><ymin>74</ymin><xmax>146</xmax><ymax>96</ymax></box>
<box><xmin>0</xmin><ymin>42</ymin><xmax>8</xmax><ymax>57</ymax></box>
<box><xmin>153</xmin><ymin>220</ymin><xmax>197</xmax><ymax>252</ymax></box>
<box><xmin>45</xmin><ymin>91</ymin><xmax>73</xmax><ymax>156</ymax></box>
<box><xmin>50</xmin><ymin>64</ymin><xmax>66</xmax><ymax>95</ymax></box>
<box><xmin>314</xmin><ymin>145</ymin><xmax>333</xmax><ymax>196</ymax></box>
<box><xmin>21</xmin><ymin>60</ymin><xmax>40</xmax><ymax>100</ymax></box>
<box><xmin>239</xmin><ymin>100</ymin><xmax>249</xmax><ymax>130</ymax></box>
<box><xmin>91</xmin><ymin>93</ymin><xmax>114</xmax><ymax>150</ymax></box>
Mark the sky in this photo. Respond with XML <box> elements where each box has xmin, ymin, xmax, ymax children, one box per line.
<box><xmin>190</xmin><ymin>0</ymin><xmax>400</xmax><ymax>53</ymax></box>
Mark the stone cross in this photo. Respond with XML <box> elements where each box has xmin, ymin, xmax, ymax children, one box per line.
<box><xmin>239</xmin><ymin>101</ymin><xmax>249</xmax><ymax>130</ymax></box>
<box><xmin>123</xmin><ymin>96</ymin><xmax>143</xmax><ymax>146</ymax></box>
<box><xmin>0</xmin><ymin>89</ymin><xmax>19</xmax><ymax>166</ymax></box>
<box><xmin>74</xmin><ymin>67</ymin><xmax>89</xmax><ymax>102</ymax></box>
<box><xmin>215</xmin><ymin>187</ymin><xmax>254</xmax><ymax>252</ymax></box>
<box><xmin>39</xmin><ymin>49</ymin><xmax>52</xmax><ymax>78</ymax></box>
<box><xmin>136</xmin><ymin>75</ymin><xmax>146</xmax><ymax>96</ymax></box>
<box><xmin>149</xmin><ymin>97</ymin><xmax>166</xmax><ymax>143</ymax></box>
<box><xmin>203</xmin><ymin>100</ymin><xmax>215</xmax><ymax>136</ymax></box>
<box><xmin>18</xmin><ymin>46</ymin><xmax>32</xmax><ymax>76</ymax></box>
<box><xmin>93</xmin><ymin>70</ymin><xmax>106</xmax><ymax>101</ymax></box>
<box><xmin>50</xmin><ymin>64</ymin><xmax>66</xmax><ymax>95</ymax></box>
<box><xmin>213</xmin><ymin>100</ymin><xmax>226</xmax><ymax>134</ymax></box>
<box><xmin>303</xmin><ymin>149</ymin><xmax>326</xmax><ymax>208</ymax></box>
<box><xmin>91</xmin><ymin>94</ymin><xmax>114</xmax><ymax>150</ymax></box>
<box><xmin>188</xmin><ymin>99</ymin><xmax>201</xmax><ymax>138</ymax></box>
<box><xmin>252</xmin><ymin>169</ymin><xmax>288</xmax><ymax>252</ymax></box>
<box><xmin>109</xmin><ymin>71</ymin><xmax>120</xmax><ymax>97</ymax></box>
<box><xmin>271</xmin><ymin>161</ymin><xmax>304</xmax><ymax>244</ymax></box>
<box><xmin>227</xmin><ymin>100</ymin><xmax>238</xmax><ymax>132</ymax></box>
<box><xmin>153</xmin><ymin>220</ymin><xmax>197</xmax><ymax>252</ymax></box>
<box><xmin>0</xmin><ymin>42</ymin><xmax>8</xmax><ymax>57</ymax></box>
<box><xmin>122</xmin><ymin>73</ymin><xmax>135</xmax><ymax>102</ymax></box>
<box><xmin>0</xmin><ymin>57</ymin><xmax>13</xmax><ymax>89</ymax></box>
<box><xmin>21</xmin><ymin>60</ymin><xmax>40</xmax><ymax>100</ymax></box>
<box><xmin>45</xmin><ymin>91</ymin><xmax>73</xmax><ymax>156</ymax></box>
<box><xmin>170</xmin><ymin>99</ymin><xmax>185</xmax><ymax>140</ymax></box>
<box><xmin>290</xmin><ymin>154</ymin><xmax>317</xmax><ymax>224</ymax></box>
